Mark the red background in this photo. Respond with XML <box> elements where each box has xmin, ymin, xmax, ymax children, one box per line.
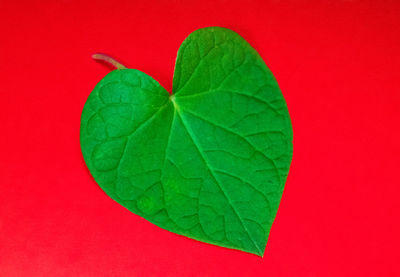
<box><xmin>1</xmin><ymin>0</ymin><xmax>399</xmax><ymax>276</ymax></box>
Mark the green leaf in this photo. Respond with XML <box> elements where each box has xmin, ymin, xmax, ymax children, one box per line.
<box><xmin>80</xmin><ymin>27</ymin><xmax>293</xmax><ymax>256</ymax></box>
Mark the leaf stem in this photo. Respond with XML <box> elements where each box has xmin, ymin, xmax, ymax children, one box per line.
<box><xmin>92</xmin><ymin>53</ymin><xmax>127</xmax><ymax>69</ymax></box>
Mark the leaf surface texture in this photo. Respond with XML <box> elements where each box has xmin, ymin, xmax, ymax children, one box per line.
<box><xmin>80</xmin><ymin>27</ymin><xmax>293</xmax><ymax>255</ymax></box>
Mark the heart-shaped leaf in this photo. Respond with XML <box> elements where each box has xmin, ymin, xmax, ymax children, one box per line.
<box><xmin>80</xmin><ymin>27</ymin><xmax>293</xmax><ymax>256</ymax></box>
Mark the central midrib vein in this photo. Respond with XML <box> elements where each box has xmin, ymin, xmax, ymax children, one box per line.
<box><xmin>175</xmin><ymin>107</ymin><xmax>263</xmax><ymax>254</ymax></box>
